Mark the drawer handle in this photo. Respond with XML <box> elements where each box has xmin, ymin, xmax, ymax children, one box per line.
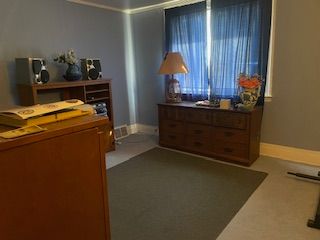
<box><xmin>194</xmin><ymin>142</ymin><xmax>203</xmax><ymax>147</ymax></box>
<box><xmin>194</xmin><ymin>130</ymin><xmax>202</xmax><ymax>134</ymax></box>
<box><xmin>224</xmin><ymin>147</ymin><xmax>233</xmax><ymax>153</ymax></box>
<box><xmin>224</xmin><ymin>132</ymin><xmax>234</xmax><ymax>137</ymax></box>
<box><xmin>168</xmin><ymin>135</ymin><xmax>176</xmax><ymax>140</ymax></box>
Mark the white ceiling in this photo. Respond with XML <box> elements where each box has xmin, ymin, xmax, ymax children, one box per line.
<box><xmin>67</xmin><ymin>0</ymin><xmax>203</xmax><ymax>14</ymax></box>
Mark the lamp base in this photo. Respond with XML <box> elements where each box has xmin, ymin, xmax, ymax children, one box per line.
<box><xmin>166</xmin><ymin>79</ymin><xmax>182</xmax><ymax>103</ymax></box>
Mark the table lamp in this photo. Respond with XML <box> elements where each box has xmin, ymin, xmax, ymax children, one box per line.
<box><xmin>158</xmin><ymin>52</ymin><xmax>189</xmax><ymax>103</ymax></box>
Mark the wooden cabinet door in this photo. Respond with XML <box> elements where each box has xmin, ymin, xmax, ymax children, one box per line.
<box><xmin>0</xmin><ymin>128</ymin><xmax>110</xmax><ymax>240</ymax></box>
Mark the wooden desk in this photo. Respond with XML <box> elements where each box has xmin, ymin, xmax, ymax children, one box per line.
<box><xmin>0</xmin><ymin>115</ymin><xmax>111</xmax><ymax>240</ymax></box>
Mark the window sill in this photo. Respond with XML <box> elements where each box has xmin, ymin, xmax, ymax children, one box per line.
<box><xmin>264</xmin><ymin>96</ymin><xmax>272</xmax><ymax>103</ymax></box>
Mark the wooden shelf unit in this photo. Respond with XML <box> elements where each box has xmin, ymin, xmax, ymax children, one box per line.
<box><xmin>158</xmin><ymin>102</ymin><xmax>263</xmax><ymax>166</ymax></box>
<box><xmin>17</xmin><ymin>79</ymin><xmax>115</xmax><ymax>152</ymax></box>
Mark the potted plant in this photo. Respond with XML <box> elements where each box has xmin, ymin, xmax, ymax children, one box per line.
<box><xmin>54</xmin><ymin>49</ymin><xmax>82</xmax><ymax>81</ymax></box>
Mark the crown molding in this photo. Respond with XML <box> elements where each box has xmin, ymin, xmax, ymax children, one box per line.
<box><xmin>66</xmin><ymin>0</ymin><xmax>125</xmax><ymax>13</ymax></box>
<box><xmin>128</xmin><ymin>0</ymin><xmax>204</xmax><ymax>14</ymax></box>
<box><xmin>66</xmin><ymin>0</ymin><xmax>205</xmax><ymax>14</ymax></box>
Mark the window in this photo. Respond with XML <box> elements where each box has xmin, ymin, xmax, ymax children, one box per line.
<box><xmin>165</xmin><ymin>0</ymin><xmax>272</xmax><ymax>103</ymax></box>
<box><xmin>165</xmin><ymin>2</ymin><xmax>208</xmax><ymax>101</ymax></box>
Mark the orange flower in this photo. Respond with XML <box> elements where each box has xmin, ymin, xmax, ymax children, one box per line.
<box><xmin>238</xmin><ymin>73</ymin><xmax>262</xmax><ymax>89</ymax></box>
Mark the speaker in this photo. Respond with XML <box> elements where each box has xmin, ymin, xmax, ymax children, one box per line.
<box><xmin>81</xmin><ymin>58</ymin><xmax>102</xmax><ymax>80</ymax></box>
<box><xmin>16</xmin><ymin>58</ymin><xmax>50</xmax><ymax>85</ymax></box>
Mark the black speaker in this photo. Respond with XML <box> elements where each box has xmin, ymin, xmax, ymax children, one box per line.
<box><xmin>81</xmin><ymin>58</ymin><xmax>102</xmax><ymax>80</ymax></box>
<box><xmin>16</xmin><ymin>58</ymin><xmax>50</xmax><ymax>84</ymax></box>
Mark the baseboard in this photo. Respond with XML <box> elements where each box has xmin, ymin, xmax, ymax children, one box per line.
<box><xmin>124</xmin><ymin>124</ymin><xmax>320</xmax><ymax>166</ymax></box>
<box><xmin>127</xmin><ymin>124</ymin><xmax>138</xmax><ymax>135</ymax></box>
<box><xmin>260</xmin><ymin>143</ymin><xmax>320</xmax><ymax>166</ymax></box>
<box><xmin>127</xmin><ymin>123</ymin><xmax>158</xmax><ymax>135</ymax></box>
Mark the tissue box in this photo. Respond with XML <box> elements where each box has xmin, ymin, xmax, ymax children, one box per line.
<box><xmin>220</xmin><ymin>99</ymin><xmax>231</xmax><ymax>109</ymax></box>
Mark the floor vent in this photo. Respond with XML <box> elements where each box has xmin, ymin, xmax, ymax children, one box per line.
<box><xmin>114</xmin><ymin>125</ymin><xmax>129</xmax><ymax>140</ymax></box>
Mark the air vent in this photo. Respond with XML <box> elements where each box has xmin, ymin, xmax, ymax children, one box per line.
<box><xmin>114</xmin><ymin>125</ymin><xmax>129</xmax><ymax>140</ymax></box>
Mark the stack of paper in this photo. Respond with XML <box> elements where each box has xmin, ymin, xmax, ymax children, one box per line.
<box><xmin>0</xmin><ymin>99</ymin><xmax>93</xmax><ymax>127</ymax></box>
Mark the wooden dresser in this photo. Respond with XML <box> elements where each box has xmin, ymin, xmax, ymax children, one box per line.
<box><xmin>0</xmin><ymin>115</ymin><xmax>111</xmax><ymax>240</ymax></box>
<box><xmin>158</xmin><ymin>102</ymin><xmax>263</xmax><ymax>166</ymax></box>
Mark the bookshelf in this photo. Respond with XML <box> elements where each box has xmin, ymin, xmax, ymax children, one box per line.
<box><xmin>17</xmin><ymin>79</ymin><xmax>115</xmax><ymax>152</ymax></box>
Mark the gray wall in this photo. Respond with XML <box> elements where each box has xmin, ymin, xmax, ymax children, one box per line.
<box><xmin>1</xmin><ymin>0</ymin><xmax>319</xmax><ymax>151</ymax></box>
<box><xmin>131</xmin><ymin>9</ymin><xmax>165</xmax><ymax>126</ymax></box>
<box><xmin>261</xmin><ymin>0</ymin><xmax>320</xmax><ymax>151</ymax></box>
<box><xmin>0</xmin><ymin>0</ymin><xmax>130</xmax><ymax>126</ymax></box>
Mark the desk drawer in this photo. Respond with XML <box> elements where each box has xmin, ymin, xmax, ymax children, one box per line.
<box><xmin>187</xmin><ymin>123</ymin><xmax>212</xmax><ymax>138</ymax></box>
<box><xmin>214</xmin><ymin>128</ymin><xmax>249</xmax><ymax>144</ymax></box>
<box><xmin>213</xmin><ymin>142</ymin><xmax>248</xmax><ymax>159</ymax></box>
<box><xmin>161</xmin><ymin>120</ymin><xmax>184</xmax><ymax>134</ymax></box>
<box><xmin>213</xmin><ymin>112</ymin><xmax>247</xmax><ymax>129</ymax></box>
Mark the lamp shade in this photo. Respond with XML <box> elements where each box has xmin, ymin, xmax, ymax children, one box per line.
<box><xmin>158</xmin><ymin>52</ymin><xmax>189</xmax><ymax>75</ymax></box>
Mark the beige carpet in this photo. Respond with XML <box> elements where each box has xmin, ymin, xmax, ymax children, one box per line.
<box><xmin>108</xmin><ymin>147</ymin><xmax>267</xmax><ymax>240</ymax></box>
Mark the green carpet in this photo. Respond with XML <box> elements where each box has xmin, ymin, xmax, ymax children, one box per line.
<box><xmin>108</xmin><ymin>147</ymin><xmax>267</xmax><ymax>240</ymax></box>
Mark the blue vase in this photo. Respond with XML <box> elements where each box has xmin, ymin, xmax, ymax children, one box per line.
<box><xmin>64</xmin><ymin>64</ymin><xmax>82</xmax><ymax>81</ymax></box>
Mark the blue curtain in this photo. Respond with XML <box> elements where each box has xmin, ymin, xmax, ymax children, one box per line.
<box><xmin>210</xmin><ymin>0</ymin><xmax>272</xmax><ymax>104</ymax></box>
<box><xmin>165</xmin><ymin>2</ymin><xmax>208</xmax><ymax>101</ymax></box>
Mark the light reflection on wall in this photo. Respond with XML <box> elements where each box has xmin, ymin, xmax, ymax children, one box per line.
<box><xmin>123</xmin><ymin>14</ymin><xmax>138</xmax><ymax>125</ymax></box>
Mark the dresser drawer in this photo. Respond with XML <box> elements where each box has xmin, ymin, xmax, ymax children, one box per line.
<box><xmin>158</xmin><ymin>103</ymin><xmax>263</xmax><ymax>166</ymax></box>
<box><xmin>160</xmin><ymin>132</ymin><xmax>184</xmax><ymax>147</ymax></box>
<box><xmin>213</xmin><ymin>128</ymin><xmax>249</xmax><ymax>144</ymax></box>
<box><xmin>159</xmin><ymin>106</ymin><xmax>184</xmax><ymax>121</ymax></box>
<box><xmin>187</xmin><ymin>123</ymin><xmax>212</xmax><ymax>138</ymax></box>
<box><xmin>213</xmin><ymin>142</ymin><xmax>248</xmax><ymax>159</ymax></box>
<box><xmin>213</xmin><ymin>112</ymin><xmax>247</xmax><ymax>129</ymax></box>
<box><xmin>185</xmin><ymin>109</ymin><xmax>212</xmax><ymax>125</ymax></box>
<box><xmin>161</xmin><ymin>120</ymin><xmax>184</xmax><ymax>134</ymax></box>
<box><xmin>186</xmin><ymin>137</ymin><xmax>212</xmax><ymax>153</ymax></box>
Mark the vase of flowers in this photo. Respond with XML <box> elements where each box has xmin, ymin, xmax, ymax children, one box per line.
<box><xmin>54</xmin><ymin>49</ymin><xmax>82</xmax><ymax>81</ymax></box>
<box><xmin>237</xmin><ymin>73</ymin><xmax>262</xmax><ymax>111</ymax></box>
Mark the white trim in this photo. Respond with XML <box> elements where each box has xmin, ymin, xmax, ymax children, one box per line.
<box><xmin>127</xmin><ymin>123</ymin><xmax>138</xmax><ymax>135</ymax></box>
<box><xmin>66</xmin><ymin>0</ymin><xmax>204</xmax><ymax>14</ymax></box>
<box><xmin>137</xmin><ymin>124</ymin><xmax>159</xmax><ymax>135</ymax></box>
<box><xmin>260</xmin><ymin>143</ymin><xmax>320</xmax><ymax>167</ymax></box>
<box><xmin>126</xmin><ymin>123</ymin><xmax>158</xmax><ymax>135</ymax></box>
<box><xmin>66</xmin><ymin>0</ymin><xmax>125</xmax><ymax>13</ymax></box>
<box><xmin>264</xmin><ymin>96</ymin><xmax>272</xmax><ymax>103</ymax></box>
<box><xmin>131</xmin><ymin>0</ymin><xmax>204</xmax><ymax>14</ymax></box>
<box><xmin>265</xmin><ymin>0</ymin><xmax>277</xmax><ymax>98</ymax></box>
